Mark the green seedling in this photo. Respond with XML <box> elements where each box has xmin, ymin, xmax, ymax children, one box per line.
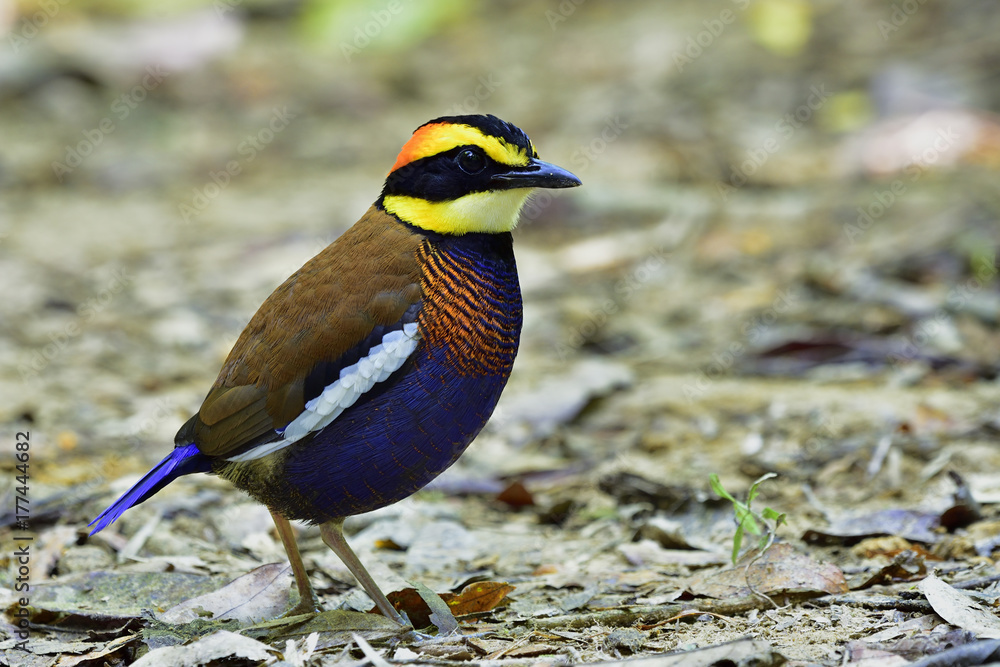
<box><xmin>710</xmin><ymin>472</ymin><xmax>787</xmax><ymax>565</ymax></box>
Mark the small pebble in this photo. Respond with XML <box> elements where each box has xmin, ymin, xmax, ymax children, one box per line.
<box><xmin>603</xmin><ymin>628</ymin><xmax>646</xmax><ymax>655</ymax></box>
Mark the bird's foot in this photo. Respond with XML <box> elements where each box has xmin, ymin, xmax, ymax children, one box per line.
<box><xmin>283</xmin><ymin>596</ymin><xmax>322</xmax><ymax>618</ymax></box>
<box><xmin>401</xmin><ymin>627</ymin><xmax>495</xmax><ymax>645</ymax></box>
<box><xmin>396</xmin><ymin>613</ymin><xmax>492</xmax><ymax>644</ymax></box>
<box><xmin>402</xmin><ymin>629</ymin><xmax>436</xmax><ymax>642</ymax></box>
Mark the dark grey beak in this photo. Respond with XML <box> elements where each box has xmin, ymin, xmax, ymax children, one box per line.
<box><xmin>492</xmin><ymin>158</ymin><xmax>582</xmax><ymax>190</ymax></box>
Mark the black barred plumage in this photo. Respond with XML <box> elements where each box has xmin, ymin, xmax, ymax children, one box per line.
<box><xmin>89</xmin><ymin>114</ymin><xmax>580</xmax><ymax>627</ymax></box>
<box><xmin>417</xmin><ymin>233</ymin><xmax>521</xmax><ymax>376</ymax></box>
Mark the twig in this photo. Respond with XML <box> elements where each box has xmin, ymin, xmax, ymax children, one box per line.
<box><xmin>527</xmin><ymin>597</ymin><xmax>769</xmax><ymax>631</ymax></box>
<box><xmin>742</xmin><ymin>538</ymin><xmax>780</xmax><ymax>610</ymax></box>
<box><xmin>950</xmin><ymin>572</ymin><xmax>1000</xmax><ymax>590</ymax></box>
<box><xmin>807</xmin><ymin>594</ymin><xmax>933</xmax><ymax>613</ymax></box>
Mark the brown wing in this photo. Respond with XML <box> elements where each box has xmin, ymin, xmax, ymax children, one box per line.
<box><xmin>177</xmin><ymin>206</ymin><xmax>425</xmax><ymax>458</ymax></box>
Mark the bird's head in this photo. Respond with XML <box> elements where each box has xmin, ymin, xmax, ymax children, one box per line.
<box><xmin>378</xmin><ymin>114</ymin><xmax>581</xmax><ymax>235</ymax></box>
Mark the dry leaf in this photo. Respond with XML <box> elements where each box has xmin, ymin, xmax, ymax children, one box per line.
<box><xmin>158</xmin><ymin>563</ymin><xmax>292</xmax><ymax>624</ymax></box>
<box><xmin>919</xmin><ymin>574</ymin><xmax>1000</xmax><ymax>639</ymax></box>
<box><xmin>687</xmin><ymin>543</ymin><xmax>847</xmax><ymax>599</ymax></box>
<box><xmin>497</xmin><ymin>480</ymin><xmax>535</xmax><ymax>507</ymax></box>
<box><xmin>443</xmin><ymin>581</ymin><xmax>516</xmax><ymax>616</ymax></box>
<box><xmin>412</xmin><ymin>581</ymin><xmax>458</xmax><ymax>634</ymax></box>
<box><xmin>54</xmin><ymin>635</ymin><xmax>140</xmax><ymax>667</ymax></box>
<box><xmin>504</xmin><ymin>643</ymin><xmax>559</xmax><ymax>658</ymax></box>
<box><xmin>378</xmin><ymin>581</ymin><xmax>515</xmax><ymax>629</ymax></box>
<box><xmin>851</xmin><ymin>549</ymin><xmax>929</xmax><ymax>590</ymax></box>
<box><xmin>802</xmin><ymin>509</ymin><xmax>942</xmax><ymax>545</ymax></box>
<box><xmin>381</xmin><ymin>588</ymin><xmax>431</xmax><ymax>628</ymax></box>
<box><xmin>131</xmin><ymin>630</ymin><xmax>275</xmax><ymax>667</ymax></box>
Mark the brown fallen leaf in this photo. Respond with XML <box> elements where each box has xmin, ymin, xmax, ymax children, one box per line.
<box><xmin>497</xmin><ymin>480</ymin><xmax>534</xmax><ymax>507</ymax></box>
<box><xmin>377</xmin><ymin>581</ymin><xmax>515</xmax><ymax>629</ymax></box>
<box><xmin>444</xmin><ymin>581</ymin><xmax>516</xmax><ymax>616</ymax></box>
<box><xmin>686</xmin><ymin>543</ymin><xmax>847</xmax><ymax>599</ymax></box>
<box><xmin>382</xmin><ymin>588</ymin><xmax>431</xmax><ymax>628</ymax></box>
<box><xmin>851</xmin><ymin>550</ymin><xmax>928</xmax><ymax>590</ymax></box>
<box><xmin>850</xmin><ymin>535</ymin><xmax>918</xmax><ymax>559</ymax></box>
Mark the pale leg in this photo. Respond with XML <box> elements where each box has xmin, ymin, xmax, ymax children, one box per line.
<box><xmin>320</xmin><ymin>519</ymin><xmax>406</xmax><ymax>625</ymax></box>
<box><xmin>270</xmin><ymin>511</ymin><xmax>320</xmax><ymax>616</ymax></box>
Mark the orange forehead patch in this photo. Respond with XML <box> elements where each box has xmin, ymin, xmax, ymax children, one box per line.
<box><xmin>390</xmin><ymin>122</ymin><xmax>531</xmax><ymax>174</ymax></box>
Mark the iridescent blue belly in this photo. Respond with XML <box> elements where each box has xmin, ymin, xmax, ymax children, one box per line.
<box><xmin>280</xmin><ymin>343</ymin><xmax>509</xmax><ymax>521</ymax></box>
<box><xmin>221</xmin><ymin>231</ymin><xmax>522</xmax><ymax>523</ymax></box>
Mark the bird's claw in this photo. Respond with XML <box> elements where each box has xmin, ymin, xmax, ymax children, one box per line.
<box><xmin>283</xmin><ymin>598</ymin><xmax>322</xmax><ymax>618</ymax></box>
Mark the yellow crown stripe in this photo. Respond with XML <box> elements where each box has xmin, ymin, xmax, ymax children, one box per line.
<box><xmin>390</xmin><ymin>123</ymin><xmax>530</xmax><ymax>173</ymax></box>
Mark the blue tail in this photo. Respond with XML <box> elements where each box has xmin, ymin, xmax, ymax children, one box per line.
<box><xmin>89</xmin><ymin>443</ymin><xmax>212</xmax><ymax>534</ymax></box>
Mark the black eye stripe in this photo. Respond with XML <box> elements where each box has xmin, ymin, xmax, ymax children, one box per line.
<box><xmin>381</xmin><ymin>146</ymin><xmax>509</xmax><ymax>202</ymax></box>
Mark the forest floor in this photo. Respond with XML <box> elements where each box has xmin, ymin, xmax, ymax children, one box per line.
<box><xmin>2</xmin><ymin>1</ymin><xmax>1000</xmax><ymax>665</ymax></box>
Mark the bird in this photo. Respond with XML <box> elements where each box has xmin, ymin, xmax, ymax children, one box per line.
<box><xmin>88</xmin><ymin>114</ymin><xmax>582</xmax><ymax>625</ymax></box>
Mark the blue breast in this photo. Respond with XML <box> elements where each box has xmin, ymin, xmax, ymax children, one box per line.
<box><xmin>275</xmin><ymin>231</ymin><xmax>522</xmax><ymax>523</ymax></box>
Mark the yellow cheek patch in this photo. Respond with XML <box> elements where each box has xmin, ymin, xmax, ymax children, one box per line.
<box><xmin>390</xmin><ymin>123</ymin><xmax>530</xmax><ymax>173</ymax></box>
<box><xmin>383</xmin><ymin>189</ymin><xmax>534</xmax><ymax>235</ymax></box>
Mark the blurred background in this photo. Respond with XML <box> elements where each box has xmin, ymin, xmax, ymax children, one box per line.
<box><xmin>1</xmin><ymin>0</ymin><xmax>1000</xmax><ymax>658</ymax></box>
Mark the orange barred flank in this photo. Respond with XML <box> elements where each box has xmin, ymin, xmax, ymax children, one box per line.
<box><xmin>416</xmin><ymin>238</ymin><xmax>521</xmax><ymax>377</ymax></box>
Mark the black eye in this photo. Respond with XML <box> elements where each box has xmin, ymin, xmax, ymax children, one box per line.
<box><xmin>456</xmin><ymin>148</ymin><xmax>486</xmax><ymax>174</ymax></box>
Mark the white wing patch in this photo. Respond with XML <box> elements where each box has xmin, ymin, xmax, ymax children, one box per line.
<box><xmin>226</xmin><ymin>322</ymin><xmax>421</xmax><ymax>463</ymax></box>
